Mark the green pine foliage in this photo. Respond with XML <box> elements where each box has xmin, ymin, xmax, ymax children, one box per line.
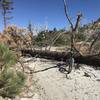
<box><xmin>0</xmin><ymin>44</ymin><xmax>16</xmax><ymax>70</ymax></box>
<box><xmin>0</xmin><ymin>43</ymin><xmax>26</xmax><ymax>98</ymax></box>
<box><xmin>0</xmin><ymin>70</ymin><xmax>26</xmax><ymax>98</ymax></box>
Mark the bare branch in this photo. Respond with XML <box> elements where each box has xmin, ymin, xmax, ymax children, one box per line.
<box><xmin>89</xmin><ymin>32</ymin><xmax>100</xmax><ymax>53</ymax></box>
<box><xmin>34</xmin><ymin>66</ymin><xmax>57</xmax><ymax>73</ymax></box>
<box><xmin>17</xmin><ymin>60</ymin><xmax>25</xmax><ymax>72</ymax></box>
<box><xmin>74</xmin><ymin>13</ymin><xmax>82</xmax><ymax>31</ymax></box>
<box><xmin>63</xmin><ymin>0</ymin><xmax>73</xmax><ymax>29</ymax></box>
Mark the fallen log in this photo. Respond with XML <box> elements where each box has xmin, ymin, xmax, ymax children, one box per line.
<box><xmin>21</xmin><ymin>49</ymin><xmax>100</xmax><ymax>67</ymax></box>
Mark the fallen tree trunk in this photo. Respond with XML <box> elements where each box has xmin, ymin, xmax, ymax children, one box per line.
<box><xmin>21</xmin><ymin>49</ymin><xmax>100</xmax><ymax>67</ymax></box>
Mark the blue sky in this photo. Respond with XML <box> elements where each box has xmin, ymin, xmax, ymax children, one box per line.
<box><xmin>0</xmin><ymin>0</ymin><xmax>100</xmax><ymax>31</ymax></box>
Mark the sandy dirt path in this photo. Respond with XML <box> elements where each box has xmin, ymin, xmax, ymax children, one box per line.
<box><xmin>21</xmin><ymin>57</ymin><xmax>100</xmax><ymax>100</ymax></box>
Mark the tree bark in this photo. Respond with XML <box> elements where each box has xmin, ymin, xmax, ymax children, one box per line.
<box><xmin>21</xmin><ymin>49</ymin><xmax>100</xmax><ymax>67</ymax></box>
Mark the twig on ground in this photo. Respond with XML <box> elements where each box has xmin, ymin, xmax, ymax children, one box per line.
<box><xmin>34</xmin><ymin>66</ymin><xmax>57</xmax><ymax>73</ymax></box>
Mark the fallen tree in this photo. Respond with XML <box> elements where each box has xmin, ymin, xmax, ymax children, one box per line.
<box><xmin>21</xmin><ymin>49</ymin><xmax>100</xmax><ymax>67</ymax></box>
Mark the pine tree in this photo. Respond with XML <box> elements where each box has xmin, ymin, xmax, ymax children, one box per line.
<box><xmin>0</xmin><ymin>0</ymin><xmax>13</xmax><ymax>29</ymax></box>
<box><xmin>0</xmin><ymin>44</ymin><xmax>26</xmax><ymax>99</ymax></box>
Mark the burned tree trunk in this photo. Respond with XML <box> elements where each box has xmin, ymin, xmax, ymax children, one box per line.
<box><xmin>21</xmin><ymin>49</ymin><xmax>100</xmax><ymax>67</ymax></box>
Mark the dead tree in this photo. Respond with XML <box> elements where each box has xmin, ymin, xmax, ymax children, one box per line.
<box><xmin>63</xmin><ymin>0</ymin><xmax>82</xmax><ymax>73</ymax></box>
<box><xmin>21</xmin><ymin>49</ymin><xmax>100</xmax><ymax>67</ymax></box>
